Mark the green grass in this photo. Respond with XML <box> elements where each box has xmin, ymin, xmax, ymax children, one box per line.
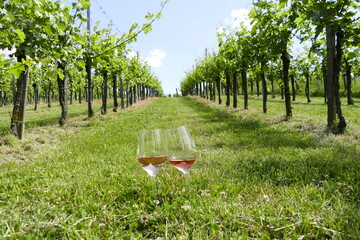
<box><xmin>0</xmin><ymin>96</ymin><xmax>359</xmax><ymax>239</ymax></box>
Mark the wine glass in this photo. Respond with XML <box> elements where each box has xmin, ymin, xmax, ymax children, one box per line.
<box><xmin>165</xmin><ymin>126</ymin><xmax>196</xmax><ymax>174</ymax></box>
<box><xmin>137</xmin><ymin>129</ymin><xmax>167</xmax><ymax>177</ymax></box>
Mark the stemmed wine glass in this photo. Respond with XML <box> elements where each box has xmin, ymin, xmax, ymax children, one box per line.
<box><xmin>137</xmin><ymin>129</ymin><xmax>167</xmax><ymax>177</ymax></box>
<box><xmin>165</xmin><ymin>126</ymin><xmax>196</xmax><ymax>174</ymax></box>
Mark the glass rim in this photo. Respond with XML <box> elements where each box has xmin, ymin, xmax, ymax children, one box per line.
<box><xmin>139</xmin><ymin>128</ymin><xmax>164</xmax><ymax>133</ymax></box>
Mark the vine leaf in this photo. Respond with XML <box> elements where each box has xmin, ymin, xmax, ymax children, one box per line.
<box><xmin>79</xmin><ymin>0</ymin><xmax>91</xmax><ymax>9</ymax></box>
<box><xmin>8</xmin><ymin>62</ymin><xmax>25</xmax><ymax>78</ymax></box>
<box><xmin>14</xmin><ymin>29</ymin><xmax>26</xmax><ymax>42</ymax></box>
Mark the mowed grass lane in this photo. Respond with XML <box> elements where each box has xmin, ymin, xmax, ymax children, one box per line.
<box><xmin>0</xmin><ymin>97</ymin><xmax>359</xmax><ymax>239</ymax></box>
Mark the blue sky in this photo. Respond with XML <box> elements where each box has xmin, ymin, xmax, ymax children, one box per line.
<box><xmin>90</xmin><ymin>0</ymin><xmax>253</xmax><ymax>94</ymax></box>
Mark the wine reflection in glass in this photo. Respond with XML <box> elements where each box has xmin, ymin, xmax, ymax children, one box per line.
<box><xmin>166</xmin><ymin>126</ymin><xmax>196</xmax><ymax>174</ymax></box>
<box><xmin>137</xmin><ymin>129</ymin><xmax>167</xmax><ymax>177</ymax></box>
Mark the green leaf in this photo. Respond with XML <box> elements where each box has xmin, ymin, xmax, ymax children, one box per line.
<box><xmin>57</xmin><ymin>68</ymin><xmax>64</xmax><ymax>80</ymax></box>
<box><xmin>57</xmin><ymin>22</ymin><xmax>67</xmax><ymax>32</ymax></box>
<box><xmin>347</xmin><ymin>51</ymin><xmax>357</xmax><ymax>60</ymax></box>
<box><xmin>9</xmin><ymin>62</ymin><xmax>25</xmax><ymax>78</ymax></box>
<box><xmin>145</xmin><ymin>12</ymin><xmax>154</xmax><ymax>21</ymax></box>
<box><xmin>74</xmin><ymin>35</ymin><xmax>86</xmax><ymax>46</ymax></box>
<box><xmin>279</xmin><ymin>0</ymin><xmax>287</xmax><ymax>9</ymax></box>
<box><xmin>6</xmin><ymin>12</ymin><xmax>16</xmax><ymax>21</ymax></box>
<box><xmin>44</xmin><ymin>25</ymin><xmax>52</xmax><ymax>36</ymax></box>
<box><xmin>143</xmin><ymin>23</ymin><xmax>152</xmax><ymax>34</ymax></box>
<box><xmin>349</xmin><ymin>2</ymin><xmax>359</xmax><ymax>8</ymax></box>
<box><xmin>129</xmin><ymin>23</ymin><xmax>139</xmax><ymax>33</ymax></box>
<box><xmin>79</xmin><ymin>0</ymin><xmax>91</xmax><ymax>9</ymax></box>
<box><xmin>0</xmin><ymin>32</ymin><xmax>9</xmax><ymax>38</ymax></box>
<box><xmin>14</xmin><ymin>29</ymin><xmax>26</xmax><ymax>42</ymax></box>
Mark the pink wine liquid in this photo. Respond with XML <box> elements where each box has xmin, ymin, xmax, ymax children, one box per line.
<box><xmin>169</xmin><ymin>158</ymin><xmax>196</xmax><ymax>174</ymax></box>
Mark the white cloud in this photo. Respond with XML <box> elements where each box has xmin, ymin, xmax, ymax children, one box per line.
<box><xmin>231</xmin><ymin>8</ymin><xmax>251</xmax><ymax>30</ymax></box>
<box><xmin>217</xmin><ymin>8</ymin><xmax>251</xmax><ymax>36</ymax></box>
<box><xmin>145</xmin><ymin>49</ymin><xmax>166</xmax><ymax>67</ymax></box>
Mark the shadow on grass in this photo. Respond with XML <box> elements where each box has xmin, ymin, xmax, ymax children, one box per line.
<box><xmin>186</xmin><ymin>97</ymin><xmax>360</xmax><ymax>204</ymax></box>
<box><xmin>0</xmin><ymin>108</ymin><xmax>88</xmax><ymax>136</ymax></box>
<box><xmin>27</xmin><ymin>111</ymin><xmax>87</xmax><ymax>128</ymax></box>
<box><xmin>187</xmin><ymin>98</ymin><xmax>320</xmax><ymax>150</ymax></box>
<box><xmin>290</xmin><ymin>101</ymin><xmax>327</xmax><ymax>106</ymax></box>
<box><xmin>0</xmin><ymin>101</ymin><xmax>120</xmax><ymax>136</ymax></box>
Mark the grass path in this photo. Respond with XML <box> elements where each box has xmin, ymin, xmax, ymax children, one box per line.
<box><xmin>0</xmin><ymin>97</ymin><xmax>359</xmax><ymax>239</ymax></box>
